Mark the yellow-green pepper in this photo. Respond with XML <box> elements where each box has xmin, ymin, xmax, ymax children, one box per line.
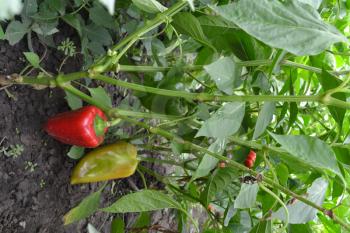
<box><xmin>71</xmin><ymin>142</ymin><xmax>138</xmax><ymax>184</ymax></box>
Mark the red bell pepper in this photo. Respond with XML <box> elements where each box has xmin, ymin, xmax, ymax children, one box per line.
<box><xmin>44</xmin><ymin>106</ymin><xmax>108</xmax><ymax>148</ymax></box>
<box><xmin>244</xmin><ymin>150</ymin><xmax>256</xmax><ymax>169</ymax></box>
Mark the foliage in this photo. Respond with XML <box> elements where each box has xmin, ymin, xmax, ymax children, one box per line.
<box><xmin>3</xmin><ymin>0</ymin><xmax>350</xmax><ymax>232</ymax></box>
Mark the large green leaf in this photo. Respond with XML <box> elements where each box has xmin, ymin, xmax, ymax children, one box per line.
<box><xmin>211</xmin><ymin>0</ymin><xmax>347</xmax><ymax>56</ymax></box>
<box><xmin>88</xmin><ymin>87</ymin><xmax>112</xmax><ymax>108</ymax></box>
<box><xmin>172</xmin><ymin>12</ymin><xmax>214</xmax><ymax>50</ymax></box>
<box><xmin>272</xmin><ymin>178</ymin><xmax>328</xmax><ymax>223</ymax></box>
<box><xmin>64</xmin><ymin>90</ymin><xmax>83</xmax><ymax>110</ymax></box>
<box><xmin>271</xmin><ymin>133</ymin><xmax>341</xmax><ymax>177</ymax></box>
<box><xmin>253</xmin><ymin>102</ymin><xmax>276</xmax><ymax>139</ymax></box>
<box><xmin>102</xmin><ymin>190</ymin><xmax>182</xmax><ymax>213</ymax></box>
<box><xmin>204</xmin><ymin>57</ymin><xmax>242</xmax><ymax>95</ymax></box>
<box><xmin>197</xmin><ymin>15</ymin><xmax>238</xmax><ymax>30</ymax></box>
<box><xmin>192</xmin><ymin>139</ymin><xmax>227</xmax><ymax>180</ymax></box>
<box><xmin>64</xmin><ymin>189</ymin><xmax>102</xmax><ymax>225</ymax></box>
<box><xmin>89</xmin><ymin>4</ymin><xmax>115</xmax><ymax>29</ymax></box>
<box><xmin>196</xmin><ymin>102</ymin><xmax>245</xmax><ymax>139</ymax></box>
<box><xmin>5</xmin><ymin>20</ymin><xmax>29</xmax><ymax>45</ymax></box>
<box><xmin>234</xmin><ymin>183</ymin><xmax>259</xmax><ymax>209</ymax></box>
<box><xmin>22</xmin><ymin>0</ymin><xmax>38</xmax><ymax>19</ymax></box>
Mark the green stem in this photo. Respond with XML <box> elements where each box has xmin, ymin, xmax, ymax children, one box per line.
<box><xmin>90</xmin><ymin>0</ymin><xmax>189</xmax><ymax>73</ymax></box>
<box><xmin>91</xmin><ymin>74</ymin><xmax>324</xmax><ymax>105</ymax></box>
<box><xmin>139</xmin><ymin>156</ymin><xmax>196</xmax><ymax>171</ymax></box>
<box><xmin>111</xmin><ymin>60</ymin><xmax>349</xmax><ymax>76</ymax></box>
<box><xmin>259</xmin><ymin>184</ymin><xmax>289</xmax><ymax>232</ymax></box>
<box><xmin>60</xmin><ymin>84</ymin><xmax>182</xmax><ymax>120</ymax></box>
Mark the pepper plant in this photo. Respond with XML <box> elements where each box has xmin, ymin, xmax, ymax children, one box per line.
<box><xmin>2</xmin><ymin>0</ymin><xmax>350</xmax><ymax>232</ymax></box>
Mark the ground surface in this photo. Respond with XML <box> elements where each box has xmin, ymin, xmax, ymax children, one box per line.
<box><xmin>0</xmin><ymin>27</ymin><xmax>124</xmax><ymax>233</ymax></box>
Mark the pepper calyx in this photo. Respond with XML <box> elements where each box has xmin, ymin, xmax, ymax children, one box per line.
<box><xmin>94</xmin><ymin>115</ymin><xmax>107</xmax><ymax>136</ymax></box>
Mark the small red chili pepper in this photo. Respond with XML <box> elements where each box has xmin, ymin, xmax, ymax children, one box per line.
<box><xmin>44</xmin><ymin>106</ymin><xmax>108</xmax><ymax>148</ymax></box>
<box><xmin>244</xmin><ymin>150</ymin><xmax>256</xmax><ymax>168</ymax></box>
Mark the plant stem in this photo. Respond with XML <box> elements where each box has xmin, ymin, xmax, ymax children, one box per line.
<box><xmin>91</xmin><ymin>73</ymin><xmax>325</xmax><ymax>105</ymax></box>
<box><xmin>259</xmin><ymin>184</ymin><xmax>289</xmax><ymax>232</ymax></box>
<box><xmin>112</xmin><ymin>60</ymin><xmax>349</xmax><ymax>76</ymax></box>
<box><xmin>59</xmin><ymin>84</ymin><xmax>182</xmax><ymax>120</ymax></box>
<box><xmin>90</xmin><ymin>0</ymin><xmax>189</xmax><ymax>73</ymax></box>
<box><xmin>3</xmin><ymin>73</ymin><xmax>339</xmax><ymax>108</ymax></box>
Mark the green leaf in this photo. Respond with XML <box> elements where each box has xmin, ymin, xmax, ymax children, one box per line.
<box><xmin>211</xmin><ymin>0</ymin><xmax>347</xmax><ymax>56</ymax></box>
<box><xmin>234</xmin><ymin>183</ymin><xmax>259</xmax><ymax>209</ymax></box>
<box><xmin>253</xmin><ymin>102</ymin><xmax>275</xmax><ymax>139</ymax></box>
<box><xmin>276</xmin><ymin>163</ymin><xmax>289</xmax><ymax>187</ymax></box>
<box><xmin>89</xmin><ymin>4</ymin><xmax>115</xmax><ymax>29</ymax></box>
<box><xmin>172</xmin><ymin>12</ymin><xmax>215</xmax><ymax>51</ymax></box>
<box><xmin>23</xmin><ymin>52</ymin><xmax>40</xmax><ymax>68</ymax></box>
<box><xmin>0</xmin><ymin>25</ymin><xmax>4</xmax><ymax>40</ymax></box>
<box><xmin>318</xmin><ymin>214</ymin><xmax>341</xmax><ymax>233</ymax></box>
<box><xmin>192</xmin><ymin>139</ymin><xmax>227</xmax><ymax>181</ymax></box>
<box><xmin>320</xmin><ymin>71</ymin><xmax>346</xmax><ymax>128</ymax></box>
<box><xmin>133</xmin><ymin>212</ymin><xmax>151</xmax><ymax>228</ymax></box>
<box><xmin>5</xmin><ymin>20</ymin><xmax>29</xmax><ymax>45</ymax></box>
<box><xmin>202</xmin><ymin>167</ymin><xmax>239</xmax><ymax>206</ymax></box>
<box><xmin>270</xmin><ymin>133</ymin><xmax>341</xmax><ymax>177</ymax></box>
<box><xmin>88</xmin><ymin>87</ymin><xmax>112</xmax><ymax>108</ymax></box>
<box><xmin>289</xmin><ymin>224</ymin><xmax>313</xmax><ymax>233</ymax></box>
<box><xmin>98</xmin><ymin>0</ymin><xmax>115</xmax><ymax>15</ymax></box>
<box><xmin>84</xmin><ymin>24</ymin><xmax>112</xmax><ymax>46</ymax></box>
<box><xmin>111</xmin><ymin>218</ymin><xmax>125</xmax><ymax>233</ymax></box>
<box><xmin>67</xmin><ymin>146</ymin><xmax>85</xmax><ymax>160</ymax></box>
<box><xmin>224</xmin><ymin>204</ymin><xmax>237</xmax><ymax>227</ymax></box>
<box><xmin>22</xmin><ymin>0</ymin><xmax>38</xmax><ymax>19</ymax></box>
<box><xmin>272</xmin><ymin>178</ymin><xmax>328</xmax><ymax>223</ymax></box>
<box><xmin>196</xmin><ymin>102</ymin><xmax>245</xmax><ymax>139</ymax></box>
<box><xmin>48</xmin><ymin>0</ymin><xmax>66</xmax><ymax>15</ymax></box>
<box><xmin>64</xmin><ymin>189</ymin><xmax>102</xmax><ymax>225</ymax></box>
<box><xmin>0</xmin><ymin>0</ymin><xmax>23</xmax><ymax>20</ymax></box>
<box><xmin>102</xmin><ymin>190</ymin><xmax>182</xmax><ymax>213</ymax></box>
<box><xmin>62</xmin><ymin>14</ymin><xmax>83</xmax><ymax>37</ymax></box>
<box><xmin>64</xmin><ymin>91</ymin><xmax>83</xmax><ymax>110</ymax></box>
<box><xmin>204</xmin><ymin>57</ymin><xmax>242</xmax><ymax>95</ymax></box>
<box><xmin>198</xmin><ymin>15</ymin><xmax>238</xmax><ymax>30</ymax></box>
<box><xmin>132</xmin><ymin>0</ymin><xmax>167</xmax><ymax>14</ymax></box>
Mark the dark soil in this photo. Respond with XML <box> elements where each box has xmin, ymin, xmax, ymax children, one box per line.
<box><xmin>0</xmin><ymin>27</ymin><xmax>131</xmax><ymax>233</ymax></box>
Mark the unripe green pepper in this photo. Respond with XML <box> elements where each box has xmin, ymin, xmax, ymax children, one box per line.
<box><xmin>71</xmin><ymin>142</ymin><xmax>138</xmax><ymax>184</ymax></box>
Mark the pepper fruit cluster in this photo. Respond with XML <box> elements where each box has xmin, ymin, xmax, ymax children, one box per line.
<box><xmin>44</xmin><ymin>106</ymin><xmax>138</xmax><ymax>184</ymax></box>
<box><xmin>245</xmin><ymin>150</ymin><xmax>256</xmax><ymax>169</ymax></box>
